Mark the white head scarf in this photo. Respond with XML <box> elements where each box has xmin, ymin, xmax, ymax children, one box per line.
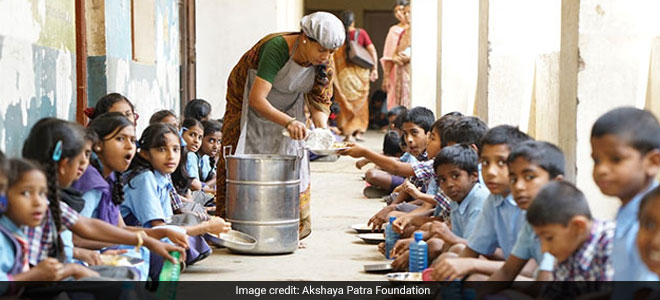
<box><xmin>300</xmin><ymin>12</ymin><xmax>345</xmax><ymax>50</ymax></box>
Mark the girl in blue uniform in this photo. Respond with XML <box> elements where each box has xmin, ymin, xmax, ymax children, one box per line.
<box><xmin>72</xmin><ymin>112</ymin><xmax>189</xmax><ymax>280</ymax></box>
<box><xmin>121</xmin><ymin>123</ymin><xmax>231</xmax><ymax>266</ymax></box>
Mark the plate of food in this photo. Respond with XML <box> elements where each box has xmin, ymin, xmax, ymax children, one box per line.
<box><xmin>385</xmin><ymin>272</ymin><xmax>423</xmax><ymax>282</ymax></box>
<box><xmin>351</xmin><ymin>223</ymin><xmax>384</xmax><ymax>234</ymax></box>
<box><xmin>100</xmin><ymin>254</ymin><xmax>144</xmax><ymax>267</ymax></box>
<box><xmin>357</xmin><ymin>233</ymin><xmax>385</xmax><ymax>244</ymax></box>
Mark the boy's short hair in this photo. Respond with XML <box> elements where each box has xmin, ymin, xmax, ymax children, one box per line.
<box><xmin>431</xmin><ymin>112</ymin><xmax>463</xmax><ymax>139</ymax></box>
<box><xmin>527</xmin><ymin>181</ymin><xmax>592</xmax><ymax>227</ymax></box>
<box><xmin>149</xmin><ymin>109</ymin><xmax>177</xmax><ymax>125</ymax></box>
<box><xmin>442</xmin><ymin>116</ymin><xmax>489</xmax><ymax>148</ymax></box>
<box><xmin>388</xmin><ymin>106</ymin><xmax>407</xmax><ymax>118</ymax></box>
<box><xmin>402</xmin><ymin>107</ymin><xmax>435</xmax><ymax>132</ymax></box>
<box><xmin>479</xmin><ymin>125</ymin><xmax>531</xmax><ymax>155</ymax></box>
<box><xmin>591</xmin><ymin>107</ymin><xmax>660</xmax><ymax>155</ymax></box>
<box><xmin>508</xmin><ymin>140</ymin><xmax>565</xmax><ymax>178</ymax></box>
<box><xmin>433</xmin><ymin>144</ymin><xmax>479</xmax><ymax>174</ymax></box>
<box><xmin>383</xmin><ymin>130</ymin><xmax>403</xmax><ymax>156</ymax></box>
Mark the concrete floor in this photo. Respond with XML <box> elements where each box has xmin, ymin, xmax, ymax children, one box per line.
<box><xmin>181</xmin><ymin>131</ymin><xmax>390</xmax><ymax>281</ymax></box>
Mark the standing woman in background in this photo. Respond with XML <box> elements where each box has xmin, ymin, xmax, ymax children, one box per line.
<box><xmin>217</xmin><ymin>12</ymin><xmax>344</xmax><ymax>240</ymax></box>
<box><xmin>381</xmin><ymin>0</ymin><xmax>410</xmax><ymax>110</ymax></box>
<box><xmin>333</xmin><ymin>10</ymin><xmax>379</xmax><ymax>142</ymax></box>
<box><xmin>392</xmin><ymin>4</ymin><xmax>412</xmax><ymax>108</ymax></box>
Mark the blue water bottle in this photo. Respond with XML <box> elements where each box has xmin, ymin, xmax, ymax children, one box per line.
<box><xmin>409</xmin><ymin>231</ymin><xmax>428</xmax><ymax>272</ymax></box>
<box><xmin>385</xmin><ymin>216</ymin><xmax>400</xmax><ymax>259</ymax></box>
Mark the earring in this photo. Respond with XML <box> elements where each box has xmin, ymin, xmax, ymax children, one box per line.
<box><xmin>95</xmin><ymin>147</ymin><xmax>101</xmax><ymax>152</ymax></box>
<box><xmin>303</xmin><ymin>40</ymin><xmax>307</xmax><ymax>44</ymax></box>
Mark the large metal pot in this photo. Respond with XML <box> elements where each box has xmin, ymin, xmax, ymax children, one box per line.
<box><xmin>224</xmin><ymin>146</ymin><xmax>300</xmax><ymax>254</ymax></box>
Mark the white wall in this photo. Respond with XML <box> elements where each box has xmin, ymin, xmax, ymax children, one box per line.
<box><xmin>196</xmin><ymin>0</ymin><xmax>303</xmax><ymax>120</ymax></box>
<box><xmin>410</xmin><ymin>0</ymin><xmax>438</xmax><ymax>113</ymax></box>
<box><xmin>575</xmin><ymin>0</ymin><xmax>660</xmax><ymax>219</ymax></box>
<box><xmin>439</xmin><ymin>0</ymin><xmax>480</xmax><ymax>116</ymax></box>
<box><xmin>486</xmin><ymin>0</ymin><xmax>560</xmax><ymax>132</ymax></box>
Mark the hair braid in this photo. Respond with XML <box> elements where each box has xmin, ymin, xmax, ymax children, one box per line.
<box><xmin>45</xmin><ymin>161</ymin><xmax>64</xmax><ymax>257</ymax></box>
<box><xmin>111</xmin><ymin>171</ymin><xmax>125</xmax><ymax>205</ymax></box>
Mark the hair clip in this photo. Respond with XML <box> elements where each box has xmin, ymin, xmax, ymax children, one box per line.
<box><xmin>52</xmin><ymin>140</ymin><xmax>63</xmax><ymax>162</ymax></box>
<box><xmin>0</xmin><ymin>195</ymin><xmax>7</xmax><ymax>214</ymax></box>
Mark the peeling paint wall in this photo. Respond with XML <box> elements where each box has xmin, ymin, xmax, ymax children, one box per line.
<box><xmin>0</xmin><ymin>0</ymin><xmax>76</xmax><ymax>156</ymax></box>
<box><xmin>87</xmin><ymin>0</ymin><xmax>180</xmax><ymax>135</ymax></box>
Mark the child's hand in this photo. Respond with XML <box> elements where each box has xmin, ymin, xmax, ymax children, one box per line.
<box><xmin>402</xmin><ymin>181</ymin><xmax>423</xmax><ymax>199</ymax></box>
<box><xmin>356</xmin><ymin>158</ymin><xmax>371</xmax><ymax>170</ymax></box>
<box><xmin>391</xmin><ymin>250</ymin><xmax>409</xmax><ymax>271</ymax></box>
<box><xmin>67</xmin><ymin>264</ymin><xmax>100</xmax><ymax>279</ymax></box>
<box><xmin>393</xmin><ymin>182</ymin><xmax>405</xmax><ymax>193</ymax></box>
<box><xmin>393</xmin><ymin>216</ymin><xmax>411</xmax><ymax>234</ymax></box>
<box><xmin>159</xmin><ymin>228</ymin><xmax>190</xmax><ymax>249</ymax></box>
<box><xmin>205</xmin><ymin>217</ymin><xmax>232</xmax><ymax>235</ymax></box>
<box><xmin>74</xmin><ymin>248</ymin><xmax>102</xmax><ymax>266</ymax></box>
<box><xmin>144</xmin><ymin>236</ymin><xmax>187</xmax><ymax>264</ymax></box>
<box><xmin>392</xmin><ymin>237</ymin><xmax>412</xmax><ymax>257</ymax></box>
<box><xmin>430</xmin><ymin>221</ymin><xmax>452</xmax><ymax>241</ymax></box>
<box><xmin>337</xmin><ymin>144</ymin><xmax>366</xmax><ymax>158</ymax></box>
<box><xmin>32</xmin><ymin>258</ymin><xmax>65</xmax><ymax>281</ymax></box>
<box><xmin>100</xmin><ymin>249</ymin><xmax>128</xmax><ymax>256</ymax></box>
<box><xmin>377</xmin><ymin>242</ymin><xmax>386</xmax><ymax>255</ymax></box>
<box><xmin>431</xmin><ymin>257</ymin><xmax>475</xmax><ymax>281</ymax></box>
<box><xmin>367</xmin><ymin>206</ymin><xmax>395</xmax><ymax>230</ymax></box>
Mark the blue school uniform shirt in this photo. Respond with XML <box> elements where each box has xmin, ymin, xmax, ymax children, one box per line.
<box><xmin>121</xmin><ymin>170</ymin><xmax>173</xmax><ymax>228</ymax></box>
<box><xmin>450</xmin><ymin>183</ymin><xmax>489</xmax><ymax>239</ymax></box>
<box><xmin>613</xmin><ymin>181</ymin><xmax>659</xmax><ymax>281</ymax></box>
<box><xmin>0</xmin><ymin>216</ymin><xmax>25</xmax><ymax>282</ymax></box>
<box><xmin>511</xmin><ymin>222</ymin><xmax>556</xmax><ymax>272</ymax></box>
<box><xmin>199</xmin><ymin>155</ymin><xmax>213</xmax><ymax>181</ymax></box>
<box><xmin>186</xmin><ymin>152</ymin><xmax>201</xmax><ymax>180</ymax></box>
<box><xmin>467</xmin><ymin>193</ymin><xmax>524</xmax><ymax>258</ymax></box>
<box><xmin>80</xmin><ymin>190</ymin><xmax>103</xmax><ymax>219</ymax></box>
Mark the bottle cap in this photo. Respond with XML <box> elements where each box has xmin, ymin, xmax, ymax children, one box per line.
<box><xmin>414</xmin><ymin>231</ymin><xmax>423</xmax><ymax>241</ymax></box>
<box><xmin>389</xmin><ymin>216</ymin><xmax>396</xmax><ymax>223</ymax></box>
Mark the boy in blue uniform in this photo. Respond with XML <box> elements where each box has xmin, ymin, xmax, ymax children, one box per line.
<box><xmin>590</xmin><ymin>107</ymin><xmax>660</xmax><ymax>281</ymax></box>
<box><xmin>431</xmin><ymin>125</ymin><xmax>532</xmax><ymax>281</ymax></box>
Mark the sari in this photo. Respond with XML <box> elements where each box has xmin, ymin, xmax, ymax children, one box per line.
<box><xmin>333</xmin><ymin>45</ymin><xmax>370</xmax><ymax>136</ymax></box>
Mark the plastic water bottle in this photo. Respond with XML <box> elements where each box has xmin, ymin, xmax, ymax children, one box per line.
<box><xmin>156</xmin><ymin>251</ymin><xmax>181</xmax><ymax>300</ymax></box>
<box><xmin>385</xmin><ymin>216</ymin><xmax>400</xmax><ymax>259</ymax></box>
<box><xmin>408</xmin><ymin>231</ymin><xmax>428</xmax><ymax>272</ymax></box>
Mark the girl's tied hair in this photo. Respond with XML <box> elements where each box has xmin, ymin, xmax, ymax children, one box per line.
<box><xmin>88</xmin><ymin>112</ymin><xmax>135</xmax><ymax>205</ymax></box>
<box><xmin>22</xmin><ymin>118</ymin><xmax>85</xmax><ymax>259</ymax></box>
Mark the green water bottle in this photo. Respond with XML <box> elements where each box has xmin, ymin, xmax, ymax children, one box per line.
<box><xmin>156</xmin><ymin>251</ymin><xmax>182</xmax><ymax>300</ymax></box>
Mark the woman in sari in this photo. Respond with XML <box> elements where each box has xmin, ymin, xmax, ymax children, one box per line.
<box><xmin>333</xmin><ymin>10</ymin><xmax>379</xmax><ymax>142</ymax></box>
<box><xmin>216</xmin><ymin>12</ymin><xmax>344</xmax><ymax>240</ymax></box>
<box><xmin>381</xmin><ymin>0</ymin><xmax>410</xmax><ymax>110</ymax></box>
<box><xmin>392</xmin><ymin>4</ymin><xmax>412</xmax><ymax>108</ymax></box>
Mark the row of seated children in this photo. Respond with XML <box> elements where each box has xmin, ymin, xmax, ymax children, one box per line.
<box><xmin>0</xmin><ymin>94</ymin><xmax>232</xmax><ymax>295</ymax></box>
<box><xmin>341</xmin><ymin>106</ymin><xmax>660</xmax><ymax>298</ymax></box>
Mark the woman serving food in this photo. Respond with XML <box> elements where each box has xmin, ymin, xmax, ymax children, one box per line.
<box><xmin>217</xmin><ymin>12</ymin><xmax>345</xmax><ymax>239</ymax></box>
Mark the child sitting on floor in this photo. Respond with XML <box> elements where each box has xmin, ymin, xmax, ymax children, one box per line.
<box><xmin>482</xmin><ymin>141</ymin><xmax>564</xmax><ymax>297</ymax></box>
<box><xmin>0</xmin><ymin>156</ymin><xmax>79</xmax><ymax>288</ymax></box>
<box><xmin>431</xmin><ymin>125</ymin><xmax>532</xmax><ymax>281</ymax></box>
<box><xmin>590</xmin><ymin>107</ymin><xmax>660</xmax><ymax>281</ymax></box>
<box><xmin>529</xmin><ymin>181</ymin><xmax>615</xmax><ymax>298</ymax></box>
<box><xmin>121</xmin><ymin>123</ymin><xmax>231</xmax><ymax>266</ymax></box>
<box><xmin>390</xmin><ymin>144</ymin><xmax>489</xmax><ymax>270</ymax></box>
